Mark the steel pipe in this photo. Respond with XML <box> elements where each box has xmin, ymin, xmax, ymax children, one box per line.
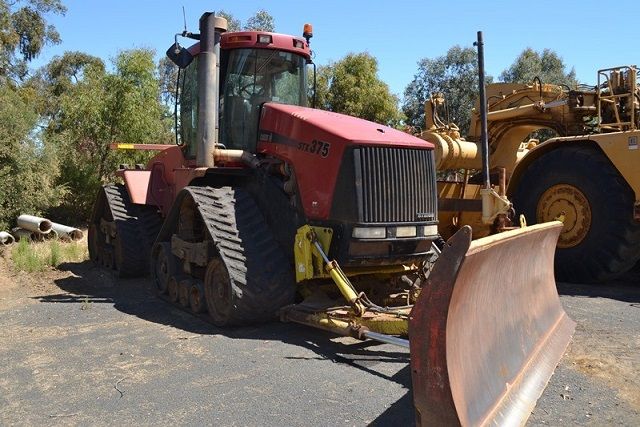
<box><xmin>0</xmin><ymin>231</ymin><xmax>15</xmax><ymax>246</ymax></box>
<box><xmin>51</xmin><ymin>222</ymin><xmax>83</xmax><ymax>241</ymax></box>
<box><xmin>17</xmin><ymin>214</ymin><xmax>52</xmax><ymax>234</ymax></box>
<box><xmin>362</xmin><ymin>331</ymin><xmax>410</xmax><ymax>348</ymax></box>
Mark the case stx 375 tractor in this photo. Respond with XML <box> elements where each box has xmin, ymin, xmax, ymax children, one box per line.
<box><xmin>88</xmin><ymin>13</ymin><xmax>574</xmax><ymax>426</ymax></box>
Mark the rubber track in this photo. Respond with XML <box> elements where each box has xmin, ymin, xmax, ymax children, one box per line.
<box><xmin>187</xmin><ymin>186</ymin><xmax>295</xmax><ymax>325</ymax></box>
<box><xmin>102</xmin><ymin>184</ymin><xmax>162</xmax><ymax>278</ymax></box>
<box><xmin>513</xmin><ymin>144</ymin><xmax>640</xmax><ymax>283</ymax></box>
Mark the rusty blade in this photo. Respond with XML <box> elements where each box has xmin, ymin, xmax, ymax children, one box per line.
<box><xmin>409</xmin><ymin>222</ymin><xmax>575</xmax><ymax>426</ymax></box>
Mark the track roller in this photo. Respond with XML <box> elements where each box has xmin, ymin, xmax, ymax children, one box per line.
<box><xmin>189</xmin><ymin>280</ymin><xmax>207</xmax><ymax>314</ymax></box>
<box><xmin>151</xmin><ymin>242</ymin><xmax>178</xmax><ymax>294</ymax></box>
<box><xmin>167</xmin><ymin>276</ymin><xmax>180</xmax><ymax>303</ymax></box>
<box><xmin>178</xmin><ymin>277</ymin><xmax>192</xmax><ymax>308</ymax></box>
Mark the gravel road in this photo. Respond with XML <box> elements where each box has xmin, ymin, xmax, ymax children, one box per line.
<box><xmin>0</xmin><ymin>256</ymin><xmax>638</xmax><ymax>426</ymax></box>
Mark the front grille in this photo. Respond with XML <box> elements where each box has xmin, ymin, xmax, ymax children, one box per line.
<box><xmin>354</xmin><ymin>147</ymin><xmax>436</xmax><ymax>223</ymax></box>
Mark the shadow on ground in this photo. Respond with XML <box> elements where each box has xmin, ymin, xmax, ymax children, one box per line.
<box><xmin>558</xmin><ymin>280</ymin><xmax>640</xmax><ymax>303</ymax></box>
<box><xmin>36</xmin><ymin>260</ymin><xmax>415</xmax><ymax>425</ymax></box>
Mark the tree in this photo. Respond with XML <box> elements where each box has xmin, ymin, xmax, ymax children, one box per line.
<box><xmin>217</xmin><ymin>10</ymin><xmax>241</xmax><ymax>32</ymax></box>
<box><xmin>315</xmin><ymin>53</ymin><xmax>402</xmax><ymax>126</ymax></box>
<box><xmin>49</xmin><ymin>49</ymin><xmax>173</xmax><ymax>219</ymax></box>
<box><xmin>500</xmin><ymin>48</ymin><xmax>577</xmax><ymax>86</ymax></box>
<box><xmin>403</xmin><ymin>46</ymin><xmax>490</xmax><ymax>135</ymax></box>
<box><xmin>158</xmin><ymin>56</ymin><xmax>178</xmax><ymax>105</ymax></box>
<box><xmin>500</xmin><ymin>48</ymin><xmax>577</xmax><ymax>142</ymax></box>
<box><xmin>244</xmin><ymin>9</ymin><xmax>274</xmax><ymax>32</ymax></box>
<box><xmin>0</xmin><ymin>83</ymin><xmax>65</xmax><ymax>229</ymax></box>
<box><xmin>27</xmin><ymin>51</ymin><xmax>104</xmax><ymax>120</ymax></box>
<box><xmin>0</xmin><ymin>0</ymin><xmax>66</xmax><ymax>81</ymax></box>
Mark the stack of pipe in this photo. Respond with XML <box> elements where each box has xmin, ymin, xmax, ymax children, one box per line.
<box><xmin>11</xmin><ymin>215</ymin><xmax>84</xmax><ymax>242</ymax></box>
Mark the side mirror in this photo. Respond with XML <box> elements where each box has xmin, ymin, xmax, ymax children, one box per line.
<box><xmin>166</xmin><ymin>43</ymin><xmax>194</xmax><ymax>69</ymax></box>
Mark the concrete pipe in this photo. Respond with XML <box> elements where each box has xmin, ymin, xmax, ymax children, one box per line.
<box><xmin>44</xmin><ymin>229</ymin><xmax>59</xmax><ymax>240</ymax></box>
<box><xmin>51</xmin><ymin>222</ymin><xmax>83</xmax><ymax>241</ymax></box>
<box><xmin>17</xmin><ymin>215</ymin><xmax>52</xmax><ymax>234</ymax></box>
<box><xmin>0</xmin><ymin>231</ymin><xmax>15</xmax><ymax>246</ymax></box>
<box><xmin>11</xmin><ymin>227</ymin><xmax>44</xmax><ymax>242</ymax></box>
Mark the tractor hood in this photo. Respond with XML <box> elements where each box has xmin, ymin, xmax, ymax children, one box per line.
<box><xmin>258</xmin><ymin>103</ymin><xmax>432</xmax><ymax>149</ymax></box>
<box><xmin>257</xmin><ymin>103</ymin><xmax>435</xmax><ymax>220</ymax></box>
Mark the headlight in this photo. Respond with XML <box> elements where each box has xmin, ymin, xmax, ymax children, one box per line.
<box><xmin>394</xmin><ymin>226</ymin><xmax>417</xmax><ymax>238</ymax></box>
<box><xmin>352</xmin><ymin>227</ymin><xmax>386</xmax><ymax>239</ymax></box>
<box><xmin>419</xmin><ymin>224</ymin><xmax>439</xmax><ymax>237</ymax></box>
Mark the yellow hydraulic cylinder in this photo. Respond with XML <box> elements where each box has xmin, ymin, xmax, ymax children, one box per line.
<box><xmin>324</xmin><ymin>259</ymin><xmax>365</xmax><ymax>316</ymax></box>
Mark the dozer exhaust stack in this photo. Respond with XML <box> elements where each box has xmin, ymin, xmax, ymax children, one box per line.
<box><xmin>410</xmin><ymin>222</ymin><xmax>575</xmax><ymax>426</ymax></box>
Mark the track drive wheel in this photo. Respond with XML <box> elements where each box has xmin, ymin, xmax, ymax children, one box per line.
<box><xmin>513</xmin><ymin>144</ymin><xmax>640</xmax><ymax>283</ymax></box>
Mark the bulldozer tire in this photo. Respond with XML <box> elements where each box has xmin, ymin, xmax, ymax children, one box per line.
<box><xmin>151</xmin><ymin>242</ymin><xmax>178</xmax><ymax>294</ymax></box>
<box><xmin>187</xmin><ymin>186</ymin><xmax>295</xmax><ymax>327</ymax></box>
<box><xmin>513</xmin><ymin>144</ymin><xmax>640</xmax><ymax>283</ymax></box>
<box><xmin>89</xmin><ymin>185</ymin><xmax>148</xmax><ymax>278</ymax></box>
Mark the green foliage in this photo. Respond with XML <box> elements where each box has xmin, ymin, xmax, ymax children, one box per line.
<box><xmin>11</xmin><ymin>238</ymin><xmax>88</xmax><ymax>272</ymax></box>
<box><xmin>217</xmin><ymin>9</ymin><xmax>275</xmax><ymax>33</ymax></box>
<box><xmin>158</xmin><ymin>56</ymin><xmax>178</xmax><ymax>105</ymax></box>
<box><xmin>217</xmin><ymin>10</ymin><xmax>241</xmax><ymax>32</ymax></box>
<box><xmin>500</xmin><ymin>48</ymin><xmax>577</xmax><ymax>86</ymax></box>
<box><xmin>315</xmin><ymin>53</ymin><xmax>402</xmax><ymax>127</ymax></box>
<box><xmin>403</xmin><ymin>46</ymin><xmax>490</xmax><ymax>135</ymax></box>
<box><xmin>0</xmin><ymin>0</ymin><xmax>66</xmax><ymax>80</ymax></box>
<box><xmin>244</xmin><ymin>9</ymin><xmax>275</xmax><ymax>32</ymax></box>
<box><xmin>0</xmin><ymin>82</ymin><xmax>65</xmax><ymax>229</ymax></box>
<box><xmin>500</xmin><ymin>48</ymin><xmax>577</xmax><ymax>142</ymax></box>
<box><xmin>12</xmin><ymin>239</ymin><xmax>44</xmax><ymax>272</ymax></box>
<box><xmin>48</xmin><ymin>49</ymin><xmax>173</xmax><ymax>220</ymax></box>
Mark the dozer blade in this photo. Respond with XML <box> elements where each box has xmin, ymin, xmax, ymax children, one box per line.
<box><xmin>409</xmin><ymin>222</ymin><xmax>575</xmax><ymax>426</ymax></box>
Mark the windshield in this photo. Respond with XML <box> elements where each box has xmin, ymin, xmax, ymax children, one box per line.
<box><xmin>220</xmin><ymin>48</ymin><xmax>308</xmax><ymax>151</ymax></box>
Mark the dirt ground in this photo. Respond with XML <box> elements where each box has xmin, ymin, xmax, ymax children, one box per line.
<box><xmin>0</xmin><ymin>247</ymin><xmax>638</xmax><ymax>426</ymax></box>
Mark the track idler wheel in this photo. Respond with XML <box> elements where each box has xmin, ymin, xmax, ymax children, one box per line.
<box><xmin>204</xmin><ymin>257</ymin><xmax>234</xmax><ymax>326</ymax></box>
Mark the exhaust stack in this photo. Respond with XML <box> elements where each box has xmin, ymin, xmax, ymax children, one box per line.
<box><xmin>196</xmin><ymin>12</ymin><xmax>227</xmax><ymax>167</ymax></box>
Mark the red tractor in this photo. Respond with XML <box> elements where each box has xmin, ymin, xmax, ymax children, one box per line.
<box><xmin>88</xmin><ymin>13</ymin><xmax>574</xmax><ymax>425</ymax></box>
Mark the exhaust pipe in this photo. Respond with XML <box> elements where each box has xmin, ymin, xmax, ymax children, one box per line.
<box><xmin>196</xmin><ymin>12</ymin><xmax>227</xmax><ymax>167</ymax></box>
<box><xmin>17</xmin><ymin>214</ymin><xmax>52</xmax><ymax>234</ymax></box>
<box><xmin>0</xmin><ymin>231</ymin><xmax>15</xmax><ymax>246</ymax></box>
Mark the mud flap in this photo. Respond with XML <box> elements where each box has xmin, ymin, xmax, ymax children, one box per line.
<box><xmin>409</xmin><ymin>222</ymin><xmax>575</xmax><ymax>426</ymax></box>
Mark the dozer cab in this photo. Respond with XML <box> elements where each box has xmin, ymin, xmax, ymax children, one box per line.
<box><xmin>88</xmin><ymin>15</ymin><xmax>574</xmax><ymax>425</ymax></box>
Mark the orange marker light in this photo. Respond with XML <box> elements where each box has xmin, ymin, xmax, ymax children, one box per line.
<box><xmin>303</xmin><ymin>23</ymin><xmax>313</xmax><ymax>44</ymax></box>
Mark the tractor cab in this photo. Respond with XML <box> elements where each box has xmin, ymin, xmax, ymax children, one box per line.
<box><xmin>171</xmin><ymin>29</ymin><xmax>312</xmax><ymax>159</ymax></box>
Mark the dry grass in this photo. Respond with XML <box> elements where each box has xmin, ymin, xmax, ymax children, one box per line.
<box><xmin>11</xmin><ymin>238</ymin><xmax>89</xmax><ymax>273</ymax></box>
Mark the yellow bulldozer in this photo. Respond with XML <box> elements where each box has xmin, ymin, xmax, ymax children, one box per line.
<box><xmin>91</xmin><ymin>20</ymin><xmax>573</xmax><ymax>425</ymax></box>
<box><xmin>422</xmin><ymin>64</ymin><xmax>640</xmax><ymax>283</ymax></box>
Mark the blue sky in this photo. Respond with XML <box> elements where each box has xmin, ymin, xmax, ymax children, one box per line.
<box><xmin>33</xmin><ymin>0</ymin><xmax>639</xmax><ymax>97</ymax></box>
